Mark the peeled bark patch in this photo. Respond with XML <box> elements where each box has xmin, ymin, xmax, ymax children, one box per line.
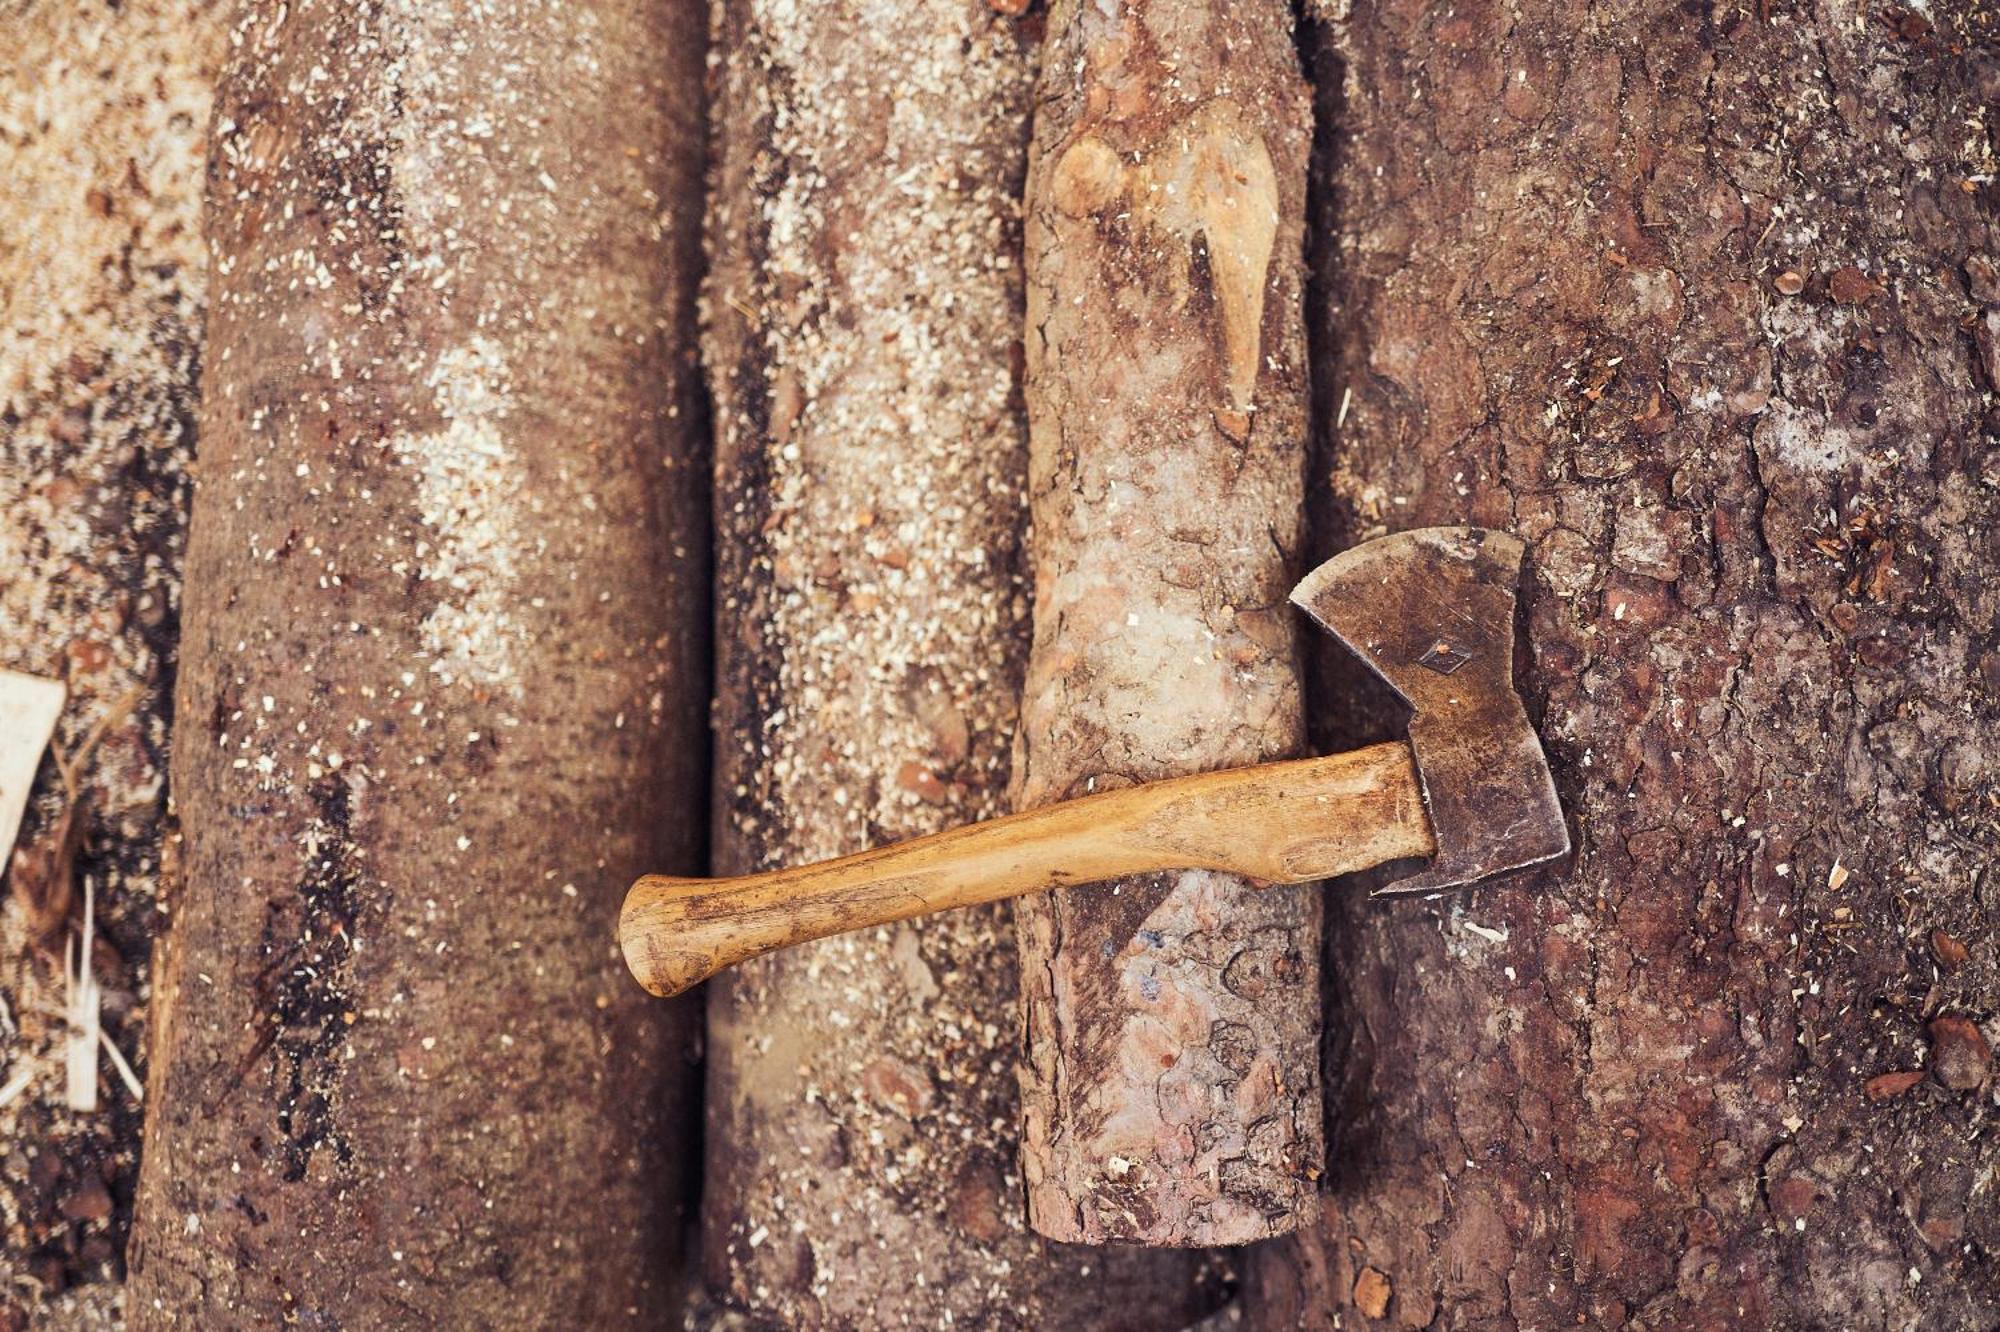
<box><xmin>698</xmin><ymin>1</ymin><xmax>1220</xmax><ymax>1324</ymax></box>
<box><xmin>124</xmin><ymin>1</ymin><xmax>709</xmax><ymax>1325</ymax></box>
<box><xmin>1013</xmin><ymin>0</ymin><xmax>1318</xmax><ymax>1247</ymax></box>
<box><xmin>1050</xmin><ymin>100</ymin><xmax>1281</xmax><ymax>440</ymax></box>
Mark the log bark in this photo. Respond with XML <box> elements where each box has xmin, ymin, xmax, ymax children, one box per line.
<box><xmin>124</xmin><ymin>0</ymin><xmax>709</xmax><ymax>1325</ymax></box>
<box><xmin>1248</xmin><ymin>2</ymin><xmax>2000</xmax><ymax>1326</ymax></box>
<box><xmin>1011</xmin><ymin>0</ymin><xmax>1321</xmax><ymax>1247</ymax></box>
<box><xmin>699</xmin><ymin>1</ymin><xmax>1219</xmax><ymax>1325</ymax></box>
<box><xmin>0</xmin><ymin>3</ymin><xmax>223</xmax><ymax>1317</ymax></box>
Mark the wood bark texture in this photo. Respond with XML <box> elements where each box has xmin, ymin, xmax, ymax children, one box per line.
<box><xmin>1248</xmin><ymin>2</ymin><xmax>2000</xmax><ymax>1327</ymax></box>
<box><xmin>1013</xmin><ymin>0</ymin><xmax>1321</xmax><ymax>1247</ymax></box>
<box><xmin>699</xmin><ymin>0</ymin><xmax>1219</xmax><ymax>1325</ymax></box>
<box><xmin>124</xmin><ymin>0</ymin><xmax>709</xmax><ymax>1325</ymax></box>
<box><xmin>0</xmin><ymin>3</ymin><xmax>222</xmax><ymax>1317</ymax></box>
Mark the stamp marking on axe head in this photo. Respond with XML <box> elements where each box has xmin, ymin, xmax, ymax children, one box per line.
<box><xmin>620</xmin><ymin>526</ymin><xmax>1569</xmax><ymax>997</ymax></box>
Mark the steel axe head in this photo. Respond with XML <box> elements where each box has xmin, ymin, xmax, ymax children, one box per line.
<box><xmin>1290</xmin><ymin>526</ymin><xmax>1568</xmax><ymax>897</ymax></box>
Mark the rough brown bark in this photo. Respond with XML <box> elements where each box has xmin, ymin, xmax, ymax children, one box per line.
<box><xmin>698</xmin><ymin>1</ymin><xmax>1219</xmax><ymax>1325</ymax></box>
<box><xmin>1248</xmin><ymin>2</ymin><xmax>2000</xmax><ymax>1327</ymax></box>
<box><xmin>0</xmin><ymin>4</ymin><xmax>223</xmax><ymax>1321</ymax></box>
<box><xmin>1012</xmin><ymin>0</ymin><xmax>1321</xmax><ymax>1247</ymax></box>
<box><xmin>123</xmin><ymin>0</ymin><xmax>709</xmax><ymax>1325</ymax></box>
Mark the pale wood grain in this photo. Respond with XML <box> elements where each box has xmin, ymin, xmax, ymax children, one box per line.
<box><xmin>621</xmin><ymin>742</ymin><xmax>1434</xmax><ymax>997</ymax></box>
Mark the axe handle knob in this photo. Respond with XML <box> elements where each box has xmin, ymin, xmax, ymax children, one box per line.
<box><xmin>620</xmin><ymin>741</ymin><xmax>1434</xmax><ymax>997</ymax></box>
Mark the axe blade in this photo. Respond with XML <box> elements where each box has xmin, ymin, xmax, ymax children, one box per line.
<box><xmin>1290</xmin><ymin>527</ymin><xmax>1568</xmax><ymax>897</ymax></box>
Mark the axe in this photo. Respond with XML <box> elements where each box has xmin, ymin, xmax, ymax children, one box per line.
<box><xmin>620</xmin><ymin>527</ymin><xmax>1567</xmax><ymax>997</ymax></box>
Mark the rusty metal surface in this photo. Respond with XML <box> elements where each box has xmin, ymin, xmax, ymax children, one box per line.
<box><xmin>1290</xmin><ymin>527</ymin><xmax>1568</xmax><ymax>896</ymax></box>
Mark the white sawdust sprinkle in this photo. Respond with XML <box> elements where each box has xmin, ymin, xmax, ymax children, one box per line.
<box><xmin>394</xmin><ymin>337</ymin><xmax>531</xmax><ymax>693</ymax></box>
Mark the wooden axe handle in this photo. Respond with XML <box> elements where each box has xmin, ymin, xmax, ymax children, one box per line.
<box><xmin>620</xmin><ymin>741</ymin><xmax>1434</xmax><ymax>997</ymax></box>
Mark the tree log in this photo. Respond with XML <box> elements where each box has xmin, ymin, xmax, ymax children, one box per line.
<box><xmin>0</xmin><ymin>3</ymin><xmax>222</xmax><ymax>1312</ymax></box>
<box><xmin>699</xmin><ymin>1</ymin><xmax>1219</xmax><ymax>1324</ymax></box>
<box><xmin>1012</xmin><ymin>0</ymin><xmax>1321</xmax><ymax>1247</ymax></box>
<box><xmin>1248</xmin><ymin>2</ymin><xmax>2000</xmax><ymax>1326</ymax></box>
<box><xmin>124</xmin><ymin>1</ymin><xmax>709</xmax><ymax>1324</ymax></box>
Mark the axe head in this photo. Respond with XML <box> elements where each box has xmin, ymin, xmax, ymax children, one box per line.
<box><xmin>1290</xmin><ymin>527</ymin><xmax>1568</xmax><ymax>897</ymax></box>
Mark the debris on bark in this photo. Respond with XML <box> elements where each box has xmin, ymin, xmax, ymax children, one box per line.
<box><xmin>1247</xmin><ymin>1</ymin><xmax>2000</xmax><ymax>1325</ymax></box>
<box><xmin>1862</xmin><ymin>1069</ymin><xmax>1924</xmax><ymax>1103</ymax></box>
<box><xmin>698</xmin><ymin>2</ymin><xmax>1222</xmax><ymax>1325</ymax></box>
<box><xmin>0</xmin><ymin>3</ymin><xmax>224</xmax><ymax>1318</ymax></box>
<box><xmin>1930</xmin><ymin>928</ymin><xmax>1970</xmax><ymax>973</ymax></box>
<box><xmin>1827</xmin><ymin>265</ymin><xmax>1883</xmax><ymax>306</ymax></box>
<box><xmin>123</xmin><ymin>0</ymin><xmax>710</xmax><ymax>1324</ymax></box>
<box><xmin>1928</xmin><ymin>1015</ymin><xmax>1991</xmax><ymax>1092</ymax></box>
<box><xmin>1012</xmin><ymin>0</ymin><xmax>1321</xmax><ymax>1247</ymax></box>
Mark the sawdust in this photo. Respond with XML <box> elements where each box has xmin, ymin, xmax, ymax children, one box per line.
<box><xmin>0</xmin><ymin>1</ymin><xmax>223</xmax><ymax>1316</ymax></box>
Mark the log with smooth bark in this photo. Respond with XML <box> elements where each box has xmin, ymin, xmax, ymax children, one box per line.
<box><xmin>1012</xmin><ymin>0</ymin><xmax>1320</xmax><ymax>1247</ymax></box>
<box><xmin>124</xmin><ymin>1</ymin><xmax>709</xmax><ymax>1325</ymax></box>
<box><xmin>1247</xmin><ymin>2</ymin><xmax>2000</xmax><ymax>1326</ymax></box>
<box><xmin>698</xmin><ymin>0</ymin><xmax>1219</xmax><ymax>1325</ymax></box>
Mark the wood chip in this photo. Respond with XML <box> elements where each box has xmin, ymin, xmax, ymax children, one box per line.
<box><xmin>100</xmin><ymin>1026</ymin><xmax>144</xmax><ymax>1104</ymax></box>
<box><xmin>1929</xmin><ymin>928</ymin><xmax>1969</xmax><ymax>972</ymax></box>
<box><xmin>65</xmin><ymin>877</ymin><xmax>101</xmax><ymax>1113</ymax></box>
<box><xmin>1827</xmin><ymin>265</ymin><xmax>1881</xmax><ymax>304</ymax></box>
<box><xmin>0</xmin><ymin>1066</ymin><xmax>34</xmax><ymax>1109</ymax></box>
<box><xmin>1929</xmin><ymin>1014</ymin><xmax>1992</xmax><ymax>1090</ymax></box>
<box><xmin>59</xmin><ymin>1175</ymin><xmax>113</xmax><ymax>1223</ymax></box>
<box><xmin>1354</xmin><ymin>1266</ymin><xmax>1392</xmax><ymax>1319</ymax></box>
<box><xmin>1863</xmin><ymin>1069</ymin><xmax>1924</xmax><ymax>1102</ymax></box>
<box><xmin>0</xmin><ymin>668</ymin><xmax>66</xmax><ymax>869</ymax></box>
